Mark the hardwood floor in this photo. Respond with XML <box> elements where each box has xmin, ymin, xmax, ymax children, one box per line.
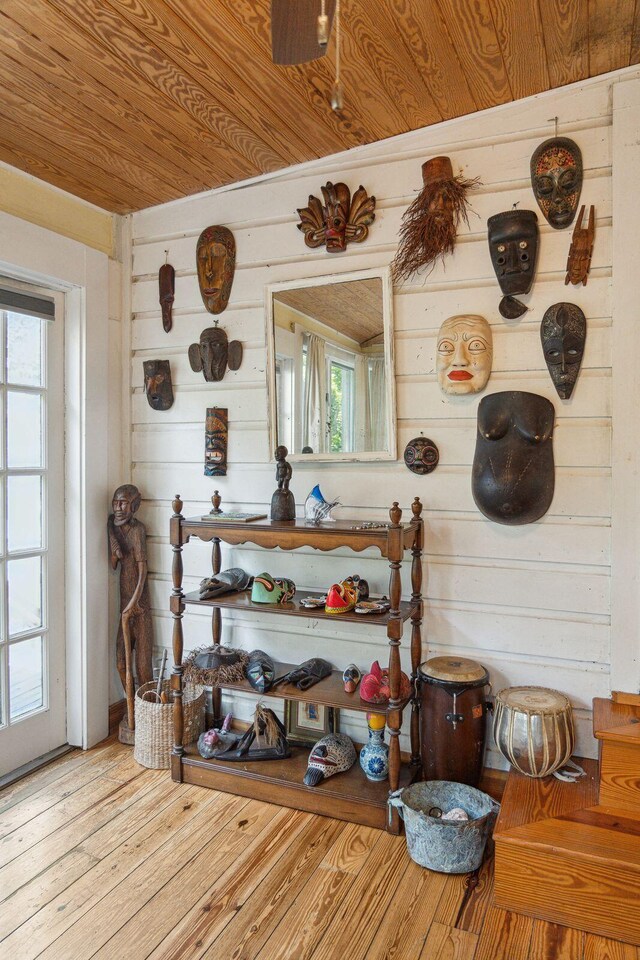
<box><xmin>1</xmin><ymin>738</ymin><xmax>638</xmax><ymax>960</ymax></box>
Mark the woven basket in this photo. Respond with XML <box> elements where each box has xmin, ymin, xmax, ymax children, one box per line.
<box><xmin>133</xmin><ymin>679</ymin><xmax>205</xmax><ymax>769</ymax></box>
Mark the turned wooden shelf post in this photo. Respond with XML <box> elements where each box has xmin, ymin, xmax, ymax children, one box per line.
<box><xmin>410</xmin><ymin>496</ymin><xmax>424</xmax><ymax>768</ymax></box>
<box><xmin>170</xmin><ymin>494</ymin><xmax>185</xmax><ymax>781</ymax></box>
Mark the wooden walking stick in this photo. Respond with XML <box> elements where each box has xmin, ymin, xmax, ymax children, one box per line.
<box><xmin>122</xmin><ymin>611</ymin><xmax>136</xmax><ymax>733</ymax></box>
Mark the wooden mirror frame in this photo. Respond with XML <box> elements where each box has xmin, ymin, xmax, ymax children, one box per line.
<box><xmin>265</xmin><ymin>266</ymin><xmax>397</xmax><ymax>463</ymax></box>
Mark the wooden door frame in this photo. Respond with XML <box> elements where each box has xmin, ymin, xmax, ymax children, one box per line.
<box><xmin>0</xmin><ymin>210</ymin><xmax>110</xmax><ymax>748</ymax></box>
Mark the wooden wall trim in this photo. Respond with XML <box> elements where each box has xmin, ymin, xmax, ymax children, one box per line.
<box><xmin>610</xmin><ymin>76</ymin><xmax>640</xmax><ymax>694</ymax></box>
<box><xmin>0</xmin><ymin>163</ymin><xmax>115</xmax><ymax>257</ymax></box>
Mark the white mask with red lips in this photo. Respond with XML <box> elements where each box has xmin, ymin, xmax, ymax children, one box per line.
<box><xmin>437</xmin><ymin>314</ymin><xmax>493</xmax><ymax>396</ymax></box>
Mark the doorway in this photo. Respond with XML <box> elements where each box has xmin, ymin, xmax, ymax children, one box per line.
<box><xmin>0</xmin><ymin>283</ymin><xmax>66</xmax><ymax>777</ymax></box>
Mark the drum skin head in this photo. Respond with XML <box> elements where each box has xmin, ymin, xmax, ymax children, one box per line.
<box><xmin>419</xmin><ymin>656</ymin><xmax>487</xmax><ymax>684</ymax></box>
<box><xmin>495</xmin><ymin>685</ymin><xmax>570</xmax><ymax>714</ymax></box>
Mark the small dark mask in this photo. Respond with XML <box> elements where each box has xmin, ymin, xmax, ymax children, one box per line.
<box><xmin>472</xmin><ymin>391</ymin><xmax>555</xmax><ymax>525</ymax></box>
<box><xmin>188</xmin><ymin>327</ymin><xmax>242</xmax><ymax>382</ymax></box>
<box><xmin>531</xmin><ymin>137</ymin><xmax>582</xmax><ymax>229</ymax></box>
<box><xmin>246</xmin><ymin>650</ymin><xmax>276</xmax><ymax>693</ymax></box>
<box><xmin>540</xmin><ymin>303</ymin><xmax>586</xmax><ymax>400</ymax></box>
<box><xmin>487</xmin><ymin>210</ymin><xmax>538</xmax><ymax>296</ymax></box>
<box><xmin>143</xmin><ymin>359</ymin><xmax>173</xmax><ymax>410</ymax></box>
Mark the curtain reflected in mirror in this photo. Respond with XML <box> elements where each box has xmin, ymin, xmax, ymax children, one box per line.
<box><xmin>271</xmin><ymin>275</ymin><xmax>392</xmax><ymax>457</ymax></box>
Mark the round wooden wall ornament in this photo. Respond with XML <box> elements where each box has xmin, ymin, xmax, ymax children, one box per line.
<box><xmin>404</xmin><ymin>437</ymin><xmax>439</xmax><ymax>474</ymax></box>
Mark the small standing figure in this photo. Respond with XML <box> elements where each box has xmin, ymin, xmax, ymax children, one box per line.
<box><xmin>270</xmin><ymin>445</ymin><xmax>296</xmax><ymax>521</ymax></box>
<box><xmin>565</xmin><ymin>204</ymin><xmax>595</xmax><ymax>286</ymax></box>
<box><xmin>108</xmin><ymin>484</ymin><xmax>154</xmax><ymax>744</ymax></box>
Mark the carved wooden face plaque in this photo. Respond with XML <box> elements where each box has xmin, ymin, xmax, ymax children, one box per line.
<box><xmin>531</xmin><ymin>137</ymin><xmax>582</xmax><ymax>229</ymax></box>
<box><xmin>205</xmin><ymin>407</ymin><xmax>228</xmax><ymax>477</ymax></box>
<box><xmin>472</xmin><ymin>391</ymin><xmax>555</xmax><ymax>525</ymax></box>
<box><xmin>188</xmin><ymin>327</ymin><xmax>243</xmax><ymax>382</ymax></box>
<box><xmin>403</xmin><ymin>437</ymin><xmax>439</xmax><ymax>474</ymax></box>
<box><xmin>297</xmin><ymin>182</ymin><xmax>376</xmax><ymax>253</ymax></box>
<box><xmin>143</xmin><ymin>359</ymin><xmax>174</xmax><ymax>410</ymax></box>
<box><xmin>540</xmin><ymin>303</ymin><xmax>586</xmax><ymax>400</ymax></box>
<box><xmin>487</xmin><ymin>210</ymin><xmax>539</xmax><ymax>296</ymax></box>
<box><xmin>196</xmin><ymin>226</ymin><xmax>235</xmax><ymax>314</ymax></box>
<box><xmin>437</xmin><ymin>315</ymin><xmax>493</xmax><ymax>396</ymax></box>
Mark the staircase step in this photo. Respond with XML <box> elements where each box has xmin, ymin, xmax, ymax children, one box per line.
<box><xmin>593</xmin><ymin>697</ymin><xmax>640</xmax><ymax>739</ymax></box>
<box><xmin>599</xmin><ymin>738</ymin><xmax>640</xmax><ymax>812</ymax></box>
<box><xmin>596</xmin><ymin>720</ymin><xmax>640</xmax><ymax>744</ymax></box>
<box><xmin>494</xmin><ymin>764</ymin><xmax>640</xmax><ymax>944</ymax></box>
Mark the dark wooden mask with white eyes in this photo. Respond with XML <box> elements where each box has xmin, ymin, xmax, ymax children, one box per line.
<box><xmin>540</xmin><ymin>302</ymin><xmax>586</xmax><ymax>400</ymax></box>
<box><xmin>487</xmin><ymin>210</ymin><xmax>539</xmax><ymax>296</ymax></box>
<box><xmin>472</xmin><ymin>391</ymin><xmax>555</xmax><ymax>525</ymax></box>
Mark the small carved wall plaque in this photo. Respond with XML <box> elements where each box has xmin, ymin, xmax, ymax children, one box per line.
<box><xmin>404</xmin><ymin>437</ymin><xmax>439</xmax><ymax>475</ymax></box>
<box><xmin>143</xmin><ymin>359</ymin><xmax>174</xmax><ymax>410</ymax></box>
<box><xmin>205</xmin><ymin>408</ymin><xmax>228</xmax><ymax>477</ymax></box>
<box><xmin>188</xmin><ymin>327</ymin><xmax>242</xmax><ymax>382</ymax></box>
<box><xmin>565</xmin><ymin>204</ymin><xmax>595</xmax><ymax>286</ymax></box>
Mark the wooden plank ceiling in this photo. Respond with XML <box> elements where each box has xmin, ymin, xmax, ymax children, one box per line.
<box><xmin>0</xmin><ymin>0</ymin><xmax>638</xmax><ymax>214</ymax></box>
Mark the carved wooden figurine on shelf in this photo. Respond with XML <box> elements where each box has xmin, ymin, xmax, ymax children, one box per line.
<box><xmin>196</xmin><ymin>225</ymin><xmax>236</xmax><ymax>314</ymax></box>
<box><xmin>143</xmin><ymin>359</ymin><xmax>174</xmax><ymax>410</ymax></box>
<box><xmin>188</xmin><ymin>326</ymin><xmax>242</xmax><ymax>382</ymax></box>
<box><xmin>297</xmin><ymin>182</ymin><xmax>376</xmax><ymax>252</ymax></box>
<box><xmin>270</xmin><ymin>445</ymin><xmax>296</xmax><ymax>520</ymax></box>
<box><xmin>108</xmin><ymin>484</ymin><xmax>154</xmax><ymax>743</ymax></box>
<box><xmin>565</xmin><ymin>204</ymin><xmax>595</xmax><ymax>286</ymax></box>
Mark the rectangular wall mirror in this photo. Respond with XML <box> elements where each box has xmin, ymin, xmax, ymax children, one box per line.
<box><xmin>265</xmin><ymin>268</ymin><xmax>396</xmax><ymax>462</ymax></box>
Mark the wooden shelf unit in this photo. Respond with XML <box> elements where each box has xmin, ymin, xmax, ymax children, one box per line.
<box><xmin>169</xmin><ymin>497</ymin><xmax>424</xmax><ymax>835</ymax></box>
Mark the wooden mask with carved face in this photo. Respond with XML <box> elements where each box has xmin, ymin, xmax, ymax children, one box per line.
<box><xmin>487</xmin><ymin>210</ymin><xmax>539</xmax><ymax>297</ymax></box>
<box><xmin>530</xmin><ymin>137</ymin><xmax>582</xmax><ymax>230</ymax></box>
<box><xmin>437</xmin><ymin>314</ymin><xmax>493</xmax><ymax>396</ymax></box>
<box><xmin>143</xmin><ymin>359</ymin><xmax>174</xmax><ymax>410</ymax></box>
<box><xmin>540</xmin><ymin>303</ymin><xmax>586</xmax><ymax>400</ymax></box>
<box><xmin>196</xmin><ymin>225</ymin><xmax>236</xmax><ymax>314</ymax></box>
<box><xmin>188</xmin><ymin>327</ymin><xmax>243</xmax><ymax>382</ymax></box>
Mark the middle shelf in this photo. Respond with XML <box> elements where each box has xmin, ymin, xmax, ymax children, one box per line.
<box><xmin>183</xmin><ymin>589</ymin><xmax>418</xmax><ymax>626</ymax></box>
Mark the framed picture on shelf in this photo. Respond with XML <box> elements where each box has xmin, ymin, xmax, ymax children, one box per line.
<box><xmin>284</xmin><ymin>700</ymin><xmax>339</xmax><ymax>746</ymax></box>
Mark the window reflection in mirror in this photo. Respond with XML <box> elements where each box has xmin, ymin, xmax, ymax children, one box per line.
<box><xmin>269</xmin><ymin>272</ymin><xmax>394</xmax><ymax>460</ymax></box>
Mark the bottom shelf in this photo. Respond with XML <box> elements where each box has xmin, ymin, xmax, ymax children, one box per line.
<box><xmin>174</xmin><ymin>743</ymin><xmax>416</xmax><ymax>834</ymax></box>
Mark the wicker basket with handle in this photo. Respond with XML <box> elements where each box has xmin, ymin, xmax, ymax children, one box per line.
<box><xmin>133</xmin><ymin>679</ymin><xmax>205</xmax><ymax>769</ymax></box>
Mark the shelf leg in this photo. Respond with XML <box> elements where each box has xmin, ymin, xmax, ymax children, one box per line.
<box><xmin>170</xmin><ymin>496</ymin><xmax>185</xmax><ymax>780</ymax></box>
<box><xmin>410</xmin><ymin>497</ymin><xmax>424</xmax><ymax>769</ymax></box>
<box><xmin>387</xmin><ymin>501</ymin><xmax>403</xmax><ymax>834</ymax></box>
<box><xmin>211</xmin><ymin>536</ymin><xmax>222</xmax><ymax>724</ymax></box>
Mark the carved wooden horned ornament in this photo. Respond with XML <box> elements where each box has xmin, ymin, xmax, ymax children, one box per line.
<box><xmin>297</xmin><ymin>182</ymin><xmax>376</xmax><ymax>252</ymax></box>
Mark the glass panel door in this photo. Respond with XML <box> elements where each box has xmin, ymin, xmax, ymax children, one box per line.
<box><xmin>0</xmin><ymin>289</ymin><xmax>66</xmax><ymax>776</ymax></box>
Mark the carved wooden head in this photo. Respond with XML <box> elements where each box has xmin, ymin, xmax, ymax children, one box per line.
<box><xmin>196</xmin><ymin>225</ymin><xmax>236</xmax><ymax>314</ymax></box>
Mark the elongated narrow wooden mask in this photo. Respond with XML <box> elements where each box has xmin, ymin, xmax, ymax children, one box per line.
<box><xmin>540</xmin><ymin>302</ymin><xmax>586</xmax><ymax>400</ymax></box>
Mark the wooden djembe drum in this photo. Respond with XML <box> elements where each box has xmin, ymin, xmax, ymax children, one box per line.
<box><xmin>418</xmin><ymin>656</ymin><xmax>491</xmax><ymax>787</ymax></box>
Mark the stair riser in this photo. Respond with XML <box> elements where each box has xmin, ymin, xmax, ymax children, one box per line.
<box><xmin>599</xmin><ymin>741</ymin><xmax>640</xmax><ymax>812</ymax></box>
<box><xmin>494</xmin><ymin>839</ymin><xmax>640</xmax><ymax>945</ymax></box>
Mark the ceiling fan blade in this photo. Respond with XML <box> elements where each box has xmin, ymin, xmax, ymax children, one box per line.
<box><xmin>271</xmin><ymin>0</ymin><xmax>335</xmax><ymax>65</ymax></box>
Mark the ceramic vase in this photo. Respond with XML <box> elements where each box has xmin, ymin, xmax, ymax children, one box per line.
<box><xmin>359</xmin><ymin>715</ymin><xmax>389</xmax><ymax>782</ymax></box>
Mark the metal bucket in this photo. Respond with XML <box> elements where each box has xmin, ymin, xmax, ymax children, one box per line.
<box><xmin>388</xmin><ymin>781</ymin><xmax>500</xmax><ymax>874</ymax></box>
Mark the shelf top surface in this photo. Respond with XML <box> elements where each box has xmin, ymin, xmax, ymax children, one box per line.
<box><xmin>183</xmin><ymin>589</ymin><xmax>417</xmax><ymax>625</ymax></box>
<box><xmin>176</xmin><ymin>514</ymin><xmax>420</xmax><ymax>555</ymax></box>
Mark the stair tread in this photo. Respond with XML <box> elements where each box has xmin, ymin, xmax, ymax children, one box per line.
<box><xmin>494</xmin><ymin>757</ymin><xmax>599</xmax><ymax>835</ymax></box>
<box><xmin>595</xmin><ymin>720</ymin><xmax>640</xmax><ymax>743</ymax></box>
<box><xmin>496</xmin><ymin>804</ymin><xmax>640</xmax><ymax>868</ymax></box>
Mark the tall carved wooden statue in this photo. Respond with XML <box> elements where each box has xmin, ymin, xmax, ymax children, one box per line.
<box><xmin>108</xmin><ymin>484</ymin><xmax>154</xmax><ymax>744</ymax></box>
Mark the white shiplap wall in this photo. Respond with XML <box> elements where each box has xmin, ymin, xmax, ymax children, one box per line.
<box><xmin>127</xmin><ymin>69</ymin><xmax>640</xmax><ymax>766</ymax></box>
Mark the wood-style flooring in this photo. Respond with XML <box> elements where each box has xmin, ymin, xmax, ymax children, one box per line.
<box><xmin>0</xmin><ymin>737</ymin><xmax>638</xmax><ymax>960</ymax></box>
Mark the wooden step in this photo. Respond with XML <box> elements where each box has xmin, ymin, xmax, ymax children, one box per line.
<box><xmin>494</xmin><ymin>762</ymin><xmax>640</xmax><ymax>945</ymax></box>
<box><xmin>599</xmin><ymin>734</ymin><xmax>640</xmax><ymax>812</ymax></box>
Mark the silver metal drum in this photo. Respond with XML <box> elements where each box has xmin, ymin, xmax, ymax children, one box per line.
<box><xmin>493</xmin><ymin>686</ymin><xmax>574</xmax><ymax>778</ymax></box>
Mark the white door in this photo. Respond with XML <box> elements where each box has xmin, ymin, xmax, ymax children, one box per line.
<box><xmin>0</xmin><ymin>282</ymin><xmax>66</xmax><ymax>777</ymax></box>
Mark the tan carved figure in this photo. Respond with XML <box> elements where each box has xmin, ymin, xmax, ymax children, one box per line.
<box><xmin>108</xmin><ymin>484</ymin><xmax>154</xmax><ymax>742</ymax></box>
<box><xmin>297</xmin><ymin>182</ymin><xmax>376</xmax><ymax>252</ymax></box>
<box><xmin>437</xmin><ymin>314</ymin><xmax>493</xmax><ymax>396</ymax></box>
<box><xmin>565</xmin><ymin>204</ymin><xmax>595</xmax><ymax>287</ymax></box>
<box><xmin>196</xmin><ymin>225</ymin><xmax>236</xmax><ymax>314</ymax></box>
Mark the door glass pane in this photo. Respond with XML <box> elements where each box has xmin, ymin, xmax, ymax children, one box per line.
<box><xmin>8</xmin><ymin>556</ymin><xmax>42</xmax><ymax>636</ymax></box>
<box><xmin>8</xmin><ymin>476</ymin><xmax>42</xmax><ymax>552</ymax></box>
<box><xmin>7</xmin><ymin>312</ymin><xmax>43</xmax><ymax>386</ymax></box>
<box><xmin>9</xmin><ymin>636</ymin><xmax>44</xmax><ymax>720</ymax></box>
<box><xmin>7</xmin><ymin>392</ymin><xmax>42</xmax><ymax>468</ymax></box>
